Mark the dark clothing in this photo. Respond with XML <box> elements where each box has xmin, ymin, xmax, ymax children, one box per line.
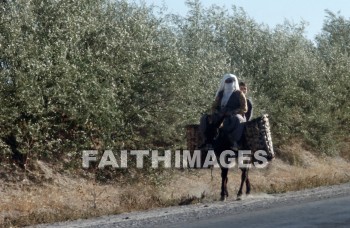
<box><xmin>199</xmin><ymin>113</ymin><xmax>223</xmax><ymax>145</ymax></box>
<box><xmin>216</xmin><ymin>90</ymin><xmax>241</xmax><ymax>114</ymax></box>
<box><xmin>222</xmin><ymin>113</ymin><xmax>246</xmax><ymax>144</ymax></box>
<box><xmin>214</xmin><ymin>90</ymin><xmax>247</xmax><ymax>116</ymax></box>
<box><xmin>200</xmin><ymin>90</ymin><xmax>247</xmax><ymax>147</ymax></box>
<box><xmin>215</xmin><ymin>91</ymin><xmax>247</xmax><ymax>143</ymax></box>
<box><xmin>245</xmin><ymin>98</ymin><xmax>253</xmax><ymax>121</ymax></box>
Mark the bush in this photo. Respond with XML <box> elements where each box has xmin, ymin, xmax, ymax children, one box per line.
<box><xmin>0</xmin><ymin>0</ymin><xmax>349</xmax><ymax>169</ymax></box>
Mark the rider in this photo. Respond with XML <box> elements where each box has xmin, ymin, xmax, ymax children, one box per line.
<box><xmin>200</xmin><ymin>73</ymin><xmax>247</xmax><ymax>151</ymax></box>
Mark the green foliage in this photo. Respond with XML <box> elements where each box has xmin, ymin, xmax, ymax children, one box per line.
<box><xmin>0</xmin><ymin>0</ymin><xmax>349</xmax><ymax>167</ymax></box>
<box><xmin>315</xmin><ymin>10</ymin><xmax>350</xmax><ymax>135</ymax></box>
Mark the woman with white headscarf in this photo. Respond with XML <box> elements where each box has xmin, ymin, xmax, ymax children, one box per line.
<box><xmin>213</xmin><ymin>74</ymin><xmax>246</xmax><ymax>115</ymax></box>
<box><xmin>199</xmin><ymin>73</ymin><xmax>247</xmax><ymax>150</ymax></box>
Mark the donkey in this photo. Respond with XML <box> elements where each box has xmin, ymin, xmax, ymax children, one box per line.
<box><xmin>212</xmin><ymin>114</ymin><xmax>274</xmax><ymax>201</ymax></box>
<box><xmin>213</xmin><ymin>129</ymin><xmax>252</xmax><ymax>201</ymax></box>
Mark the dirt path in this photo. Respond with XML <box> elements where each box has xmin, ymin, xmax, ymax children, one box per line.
<box><xmin>35</xmin><ymin>182</ymin><xmax>350</xmax><ymax>228</ymax></box>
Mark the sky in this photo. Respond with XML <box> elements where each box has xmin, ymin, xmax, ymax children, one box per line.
<box><xmin>148</xmin><ymin>0</ymin><xmax>350</xmax><ymax>41</ymax></box>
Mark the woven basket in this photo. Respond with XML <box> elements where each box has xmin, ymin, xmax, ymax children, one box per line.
<box><xmin>244</xmin><ymin>114</ymin><xmax>275</xmax><ymax>160</ymax></box>
<box><xmin>185</xmin><ymin>124</ymin><xmax>210</xmax><ymax>168</ymax></box>
<box><xmin>185</xmin><ymin>114</ymin><xmax>275</xmax><ymax>161</ymax></box>
<box><xmin>185</xmin><ymin>124</ymin><xmax>202</xmax><ymax>151</ymax></box>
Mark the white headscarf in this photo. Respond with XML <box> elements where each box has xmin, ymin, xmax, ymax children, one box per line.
<box><xmin>215</xmin><ymin>74</ymin><xmax>239</xmax><ymax>107</ymax></box>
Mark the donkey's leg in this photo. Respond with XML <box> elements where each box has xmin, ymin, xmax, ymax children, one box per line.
<box><xmin>237</xmin><ymin>168</ymin><xmax>248</xmax><ymax>199</ymax></box>
<box><xmin>245</xmin><ymin>168</ymin><xmax>251</xmax><ymax>195</ymax></box>
<box><xmin>220</xmin><ymin>167</ymin><xmax>229</xmax><ymax>201</ymax></box>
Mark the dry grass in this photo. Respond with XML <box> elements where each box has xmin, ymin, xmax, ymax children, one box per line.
<box><xmin>1</xmin><ymin>142</ymin><xmax>350</xmax><ymax>227</ymax></box>
<box><xmin>339</xmin><ymin>137</ymin><xmax>350</xmax><ymax>161</ymax></box>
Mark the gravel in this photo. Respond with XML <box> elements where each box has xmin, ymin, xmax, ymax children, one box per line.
<box><xmin>35</xmin><ymin>182</ymin><xmax>350</xmax><ymax>228</ymax></box>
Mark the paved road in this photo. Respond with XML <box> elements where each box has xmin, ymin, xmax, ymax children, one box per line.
<box><xmin>167</xmin><ymin>195</ymin><xmax>350</xmax><ymax>228</ymax></box>
<box><xmin>38</xmin><ymin>183</ymin><xmax>350</xmax><ymax>228</ymax></box>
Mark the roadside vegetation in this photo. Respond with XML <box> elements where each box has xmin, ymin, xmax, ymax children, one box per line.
<box><xmin>0</xmin><ymin>0</ymin><xmax>349</xmax><ymax>227</ymax></box>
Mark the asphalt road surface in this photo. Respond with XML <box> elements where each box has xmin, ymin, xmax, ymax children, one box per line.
<box><xmin>38</xmin><ymin>183</ymin><xmax>350</xmax><ymax>228</ymax></box>
<box><xmin>167</xmin><ymin>195</ymin><xmax>350</xmax><ymax>228</ymax></box>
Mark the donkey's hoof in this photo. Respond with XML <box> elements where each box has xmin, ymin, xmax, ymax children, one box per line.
<box><xmin>236</xmin><ymin>193</ymin><xmax>242</xmax><ymax>201</ymax></box>
<box><xmin>220</xmin><ymin>195</ymin><xmax>227</xmax><ymax>201</ymax></box>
